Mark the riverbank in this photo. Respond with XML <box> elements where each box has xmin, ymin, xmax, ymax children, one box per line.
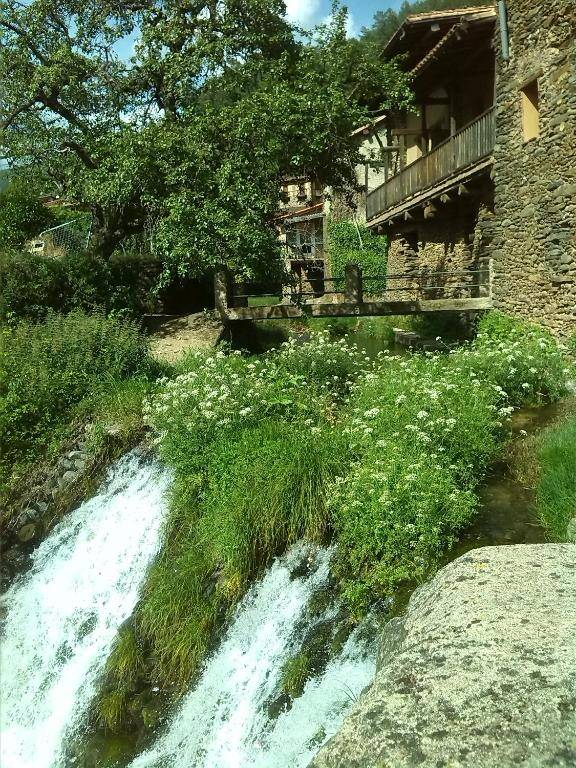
<box><xmin>2</xmin><ymin>310</ymin><xmax>575</xmax><ymax>768</ymax></box>
<box><xmin>73</xmin><ymin>312</ymin><xmax>572</xmax><ymax>763</ymax></box>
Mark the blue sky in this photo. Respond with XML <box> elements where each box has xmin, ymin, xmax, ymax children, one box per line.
<box><xmin>285</xmin><ymin>0</ymin><xmax>403</xmax><ymax>36</ymax></box>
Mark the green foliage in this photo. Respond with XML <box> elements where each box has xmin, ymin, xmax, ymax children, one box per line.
<box><xmin>138</xmin><ymin>421</ymin><xmax>349</xmax><ymax>689</ymax></box>
<box><xmin>105</xmin><ymin>625</ymin><xmax>145</xmax><ymax>690</ymax></box>
<box><xmin>281</xmin><ymin>652</ymin><xmax>312</xmax><ymax>699</ymax></box>
<box><xmin>331</xmin><ymin>315</ymin><xmax>572</xmax><ymax>615</ymax></box>
<box><xmin>1</xmin><ymin>1</ymin><xmax>411</xmax><ymax>280</ymax></box>
<box><xmin>328</xmin><ymin>220</ymin><xmax>388</xmax><ymax>294</ymax></box>
<box><xmin>0</xmin><ymin>249</ymin><xmax>162</xmax><ymax>322</ymax></box>
<box><xmin>0</xmin><ymin>181</ymin><xmax>55</xmax><ymax>247</ymax></box>
<box><xmin>0</xmin><ymin>312</ymin><xmax>154</xmax><ymax>482</ymax></box>
<box><xmin>536</xmin><ymin>413</ymin><xmax>576</xmax><ymax>541</ymax></box>
<box><xmin>0</xmin><ymin>250</ymin><xmax>70</xmax><ymax>321</ymax></box>
<box><xmin>471</xmin><ymin>311</ymin><xmax>572</xmax><ymax>406</ymax></box>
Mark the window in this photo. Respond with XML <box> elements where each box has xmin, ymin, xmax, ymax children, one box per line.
<box><xmin>521</xmin><ymin>79</ymin><xmax>540</xmax><ymax>142</ymax></box>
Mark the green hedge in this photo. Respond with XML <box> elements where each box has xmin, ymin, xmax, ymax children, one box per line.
<box><xmin>328</xmin><ymin>219</ymin><xmax>388</xmax><ymax>293</ymax></box>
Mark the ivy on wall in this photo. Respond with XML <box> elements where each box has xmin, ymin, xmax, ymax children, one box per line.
<box><xmin>328</xmin><ymin>220</ymin><xmax>388</xmax><ymax>294</ymax></box>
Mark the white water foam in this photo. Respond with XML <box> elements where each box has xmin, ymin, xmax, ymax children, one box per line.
<box><xmin>0</xmin><ymin>451</ymin><xmax>171</xmax><ymax>768</ymax></box>
<box><xmin>131</xmin><ymin>543</ymin><xmax>376</xmax><ymax>768</ymax></box>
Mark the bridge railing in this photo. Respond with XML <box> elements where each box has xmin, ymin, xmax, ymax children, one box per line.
<box><xmin>215</xmin><ymin>263</ymin><xmax>491</xmax><ymax>317</ymax></box>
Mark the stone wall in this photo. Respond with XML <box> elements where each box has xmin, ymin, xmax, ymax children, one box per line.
<box><xmin>385</xmin><ymin>186</ymin><xmax>493</xmax><ymax>301</ymax></box>
<box><xmin>490</xmin><ymin>0</ymin><xmax>576</xmax><ymax>336</ymax></box>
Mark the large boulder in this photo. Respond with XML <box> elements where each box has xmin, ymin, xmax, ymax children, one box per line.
<box><xmin>312</xmin><ymin>545</ymin><xmax>576</xmax><ymax>768</ymax></box>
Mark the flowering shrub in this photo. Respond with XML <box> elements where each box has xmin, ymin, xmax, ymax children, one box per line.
<box><xmin>332</xmin><ymin>314</ymin><xmax>572</xmax><ymax>613</ymax></box>
<box><xmin>467</xmin><ymin>312</ymin><xmax>571</xmax><ymax>405</ymax></box>
<box><xmin>333</xmin><ymin>449</ymin><xmax>477</xmax><ymax>616</ymax></box>
<box><xmin>145</xmin><ymin>332</ymin><xmax>375</xmax><ymax>466</ymax></box>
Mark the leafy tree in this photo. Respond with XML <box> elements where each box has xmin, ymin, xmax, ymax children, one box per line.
<box><xmin>360</xmin><ymin>0</ymin><xmax>481</xmax><ymax>51</ymax></box>
<box><xmin>0</xmin><ymin>0</ymin><xmax>412</xmax><ymax>283</ymax></box>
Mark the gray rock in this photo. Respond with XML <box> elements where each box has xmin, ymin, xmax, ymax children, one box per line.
<box><xmin>17</xmin><ymin>524</ymin><xmax>37</xmax><ymax>543</ymax></box>
<box><xmin>61</xmin><ymin>470</ymin><xmax>80</xmax><ymax>485</ymax></box>
<box><xmin>311</xmin><ymin>545</ymin><xmax>576</xmax><ymax>768</ymax></box>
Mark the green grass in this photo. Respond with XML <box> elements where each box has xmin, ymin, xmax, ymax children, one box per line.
<box><xmin>0</xmin><ymin>312</ymin><xmax>159</xmax><ymax>518</ymax></box>
<box><xmin>281</xmin><ymin>652</ymin><xmax>312</xmax><ymax>698</ymax></box>
<box><xmin>537</xmin><ymin>412</ymin><xmax>576</xmax><ymax>540</ymax></box>
<box><xmin>135</xmin><ymin>420</ymin><xmax>350</xmax><ymax>692</ymax></box>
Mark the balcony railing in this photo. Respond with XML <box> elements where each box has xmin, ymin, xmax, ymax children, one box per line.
<box><xmin>367</xmin><ymin>107</ymin><xmax>495</xmax><ymax>221</ymax></box>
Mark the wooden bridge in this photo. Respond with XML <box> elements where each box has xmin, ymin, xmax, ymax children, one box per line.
<box><xmin>214</xmin><ymin>263</ymin><xmax>492</xmax><ymax>322</ymax></box>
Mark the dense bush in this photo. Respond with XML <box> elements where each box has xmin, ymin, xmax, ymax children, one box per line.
<box><xmin>0</xmin><ymin>312</ymin><xmax>154</xmax><ymax>480</ymax></box>
<box><xmin>328</xmin><ymin>219</ymin><xmax>388</xmax><ymax>293</ymax></box>
<box><xmin>0</xmin><ymin>181</ymin><xmax>55</xmax><ymax>247</ymax></box>
<box><xmin>331</xmin><ymin>312</ymin><xmax>572</xmax><ymax>614</ymax></box>
<box><xmin>0</xmin><ymin>249</ymin><xmax>162</xmax><ymax>322</ymax></box>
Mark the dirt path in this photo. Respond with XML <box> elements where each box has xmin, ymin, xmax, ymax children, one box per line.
<box><xmin>148</xmin><ymin>312</ymin><xmax>225</xmax><ymax>363</ymax></box>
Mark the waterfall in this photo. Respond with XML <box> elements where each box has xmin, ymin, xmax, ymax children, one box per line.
<box><xmin>0</xmin><ymin>452</ymin><xmax>171</xmax><ymax>768</ymax></box>
<box><xmin>131</xmin><ymin>543</ymin><xmax>377</xmax><ymax>768</ymax></box>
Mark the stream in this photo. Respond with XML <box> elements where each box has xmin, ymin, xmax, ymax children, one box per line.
<box><xmin>0</xmin><ymin>453</ymin><xmax>171</xmax><ymax>768</ymax></box>
<box><xmin>0</xmin><ymin>332</ymin><xmax>563</xmax><ymax>768</ymax></box>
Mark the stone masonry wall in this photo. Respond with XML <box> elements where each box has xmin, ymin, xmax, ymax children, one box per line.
<box><xmin>490</xmin><ymin>0</ymin><xmax>576</xmax><ymax>336</ymax></box>
<box><xmin>386</xmin><ymin>188</ymin><xmax>493</xmax><ymax>301</ymax></box>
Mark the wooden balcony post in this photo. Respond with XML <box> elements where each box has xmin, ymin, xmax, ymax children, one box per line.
<box><xmin>345</xmin><ymin>263</ymin><xmax>363</xmax><ymax>304</ymax></box>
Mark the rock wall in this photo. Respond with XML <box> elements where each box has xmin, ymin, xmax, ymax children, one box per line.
<box><xmin>489</xmin><ymin>0</ymin><xmax>576</xmax><ymax>335</ymax></box>
<box><xmin>386</xmin><ymin>190</ymin><xmax>493</xmax><ymax>301</ymax></box>
<box><xmin>311</xmin><ymin>544</ymin><xmax>576</xmax><ymax>768</ymax></box>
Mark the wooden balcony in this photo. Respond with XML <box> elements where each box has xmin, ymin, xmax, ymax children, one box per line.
<box><xmin>367</xmin><ymin>108</ymin><xmax>495</xmax><ymax>224</ymax></box>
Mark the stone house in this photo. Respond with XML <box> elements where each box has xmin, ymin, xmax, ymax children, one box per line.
<box><xmin>365</xmin><ymin>1</ymin><xmax>575</xmax><ymax>335</ymax></box>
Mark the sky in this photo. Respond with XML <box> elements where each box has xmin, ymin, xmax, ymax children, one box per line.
<box><xmin>284</xmin><ymin>0</ymin><xmax>404</xmax><ymax>37</ymax></box>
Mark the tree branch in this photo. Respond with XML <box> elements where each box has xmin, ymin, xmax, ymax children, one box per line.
<box><xmin>0</xmin><ymin>18</ymin><xmax>49</xmax><ymax>64</ymax></box>
<box><xmin>60</xmin><ymin>140</ymin><xmax>98</xmax><ymax>169</ymax></box>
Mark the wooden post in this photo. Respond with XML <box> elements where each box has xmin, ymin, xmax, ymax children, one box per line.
<box><xmin>345</xmin><ymin>263</ymin><xmax>363</xmax><ymax>305</ymax></box>
<box><xmin>214</xmin><ymin>268</ymin><xmax>232</xmax><ymax>319</ymax></box>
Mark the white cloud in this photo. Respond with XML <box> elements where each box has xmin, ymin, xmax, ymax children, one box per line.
<box><xmin>285</xmin><ymin>0</ymin><xmax>322</xmax><ymax>27</ymax></box>
<box><xmin>321</xmin><ymin>10</ymin><xmax>358</xmax><ymax>38</ymax></box>
<box><xmin>345</xmin><ymin>11</ymin><xmax>358</xmax><ymax>38</ymax></box>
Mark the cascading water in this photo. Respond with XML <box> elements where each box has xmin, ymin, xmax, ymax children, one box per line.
<box><xmin>0</xmin><ymin>451</ymin><xmax>171</xmax><ymax>768</ymax></box>
<box><xmin>131</xmin><ymin>543</ymin><xmax>377</xmax><ymax>768</ymax></box>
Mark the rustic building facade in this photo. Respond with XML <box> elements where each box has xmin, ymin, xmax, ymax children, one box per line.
<box><xmin>489</xmin><ymin>0</ymin><xmax>576</xmax><ymax>333</ymax></box>
<box><xmin>365</xmin><ymin>1</ymin><xmax>575</xmax><ymax>334</ymax></box>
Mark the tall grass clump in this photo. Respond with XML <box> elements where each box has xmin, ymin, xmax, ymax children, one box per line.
<box><xmin>536</xmin><ymin>413</ymin><xmax>576</xmax><ymax>540</ymax></box>
<box><xmin>0</xmin><ymin>311</ymin><xmax>155</xmax><ymax>485</ymax></box>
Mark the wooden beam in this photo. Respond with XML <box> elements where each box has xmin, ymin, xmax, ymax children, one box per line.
<box><xmin>440</xmin><ymin>193</ymin><xmax>452</xmax><ymax>204</ymax></box>
<box><xmin>404</xmin><ymin>210</ymin><xmax>414</xmax><ymax>221</ymax></box>
<box><xmin>458</xmin><ymin>183</ymin><xmax>470</xmax><ymax>196</ymax></box>
<box><xmin>424</xmin><ymin>202</ymin><xmax>437</xmax><ymax>219</ymax></box>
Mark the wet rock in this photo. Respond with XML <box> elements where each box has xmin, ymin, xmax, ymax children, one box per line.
<box><xmin>61</xmin><ymin>470</ymin><xmax>80</xmax><ymax>485</ymax></box>
<box><xmin>312</xmin><ymin>545</ymin><xmax>576</xmax><ymax>768</ymax></box>
<box><xmin>17</xmin><ymin>524</ymin><xmax>37</xmax><ymax>543</ymax></box>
